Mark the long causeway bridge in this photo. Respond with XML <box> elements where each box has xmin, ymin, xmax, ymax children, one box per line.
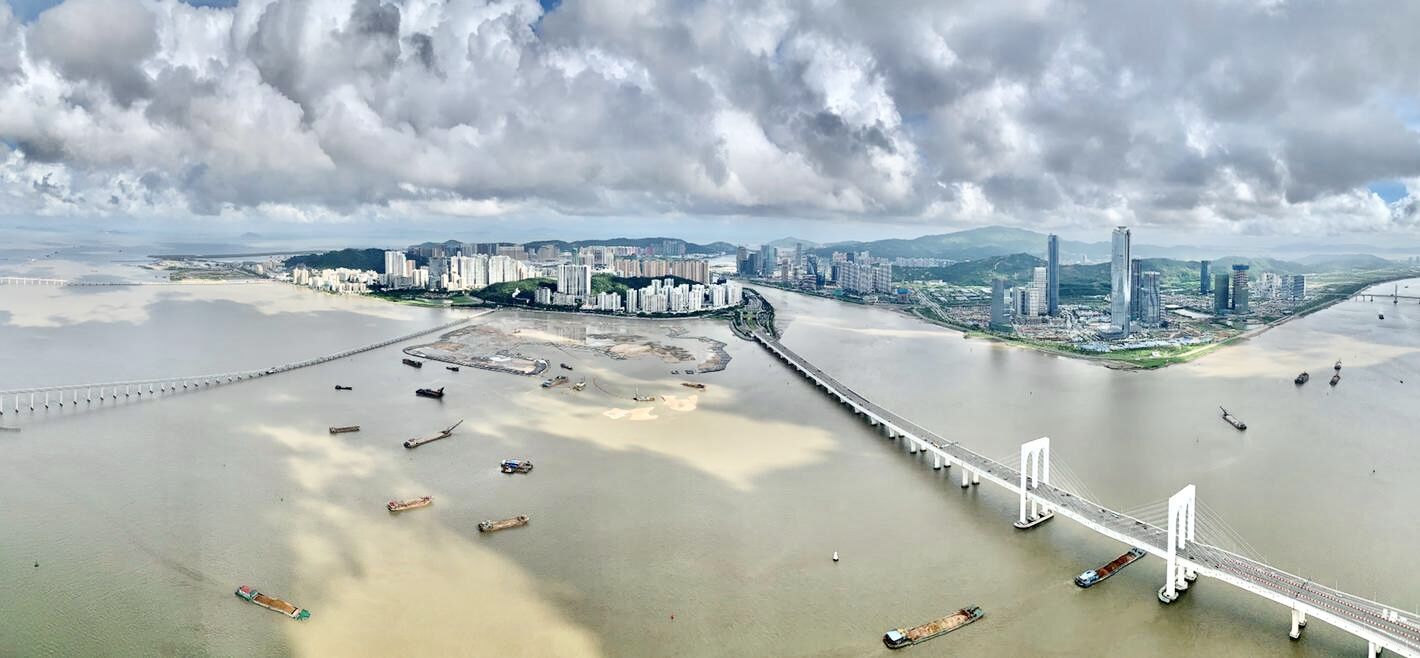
<box><xmin>748</xmin><ymin>322</ymin><xmax>1419</xmax><ymax>657</ymax></box>
<box><xmin>0</xmin><ymin>312</ymin><xmax>488</xmax><ymax>418</ymax></box>
<box><xmin>0</xmin><ymin>276</ymin><xmax>271</xmax><ymax>287</ymax></box>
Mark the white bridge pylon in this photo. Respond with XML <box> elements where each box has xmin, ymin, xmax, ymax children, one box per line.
<box><xmin>1015</xmin><ymin>437</ymin><xmax>1053</xmax><ymax>528</ymax></box>
<box><xmin>1159</xmin><ymin>484</ymin><xmax>1198</xmax><ymax>603</ymax></box>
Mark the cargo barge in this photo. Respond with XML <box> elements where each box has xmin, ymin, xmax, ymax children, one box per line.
<box><xmin>1220</xmin><ymin>407</ymin><xmax>1247</xmax><ymax>430</ymax></box>
<box><xmin>328</xmin><ymin>425</ymin><xmax>360</xmax><ymax>434</ymax></box>
<box><xmin>387</xmin><ymin>496</ymin><xmax>433</xmax><ymax>512</ymax></box>
<box><xmin>402</xmin><ymin>358</ymin><xmax>423</xmax><ymax>368</ymax></box>
<box><xmin>415</xmin><ymin>387</ymin><xmax>445</xmax><ymax>399</ymax></box>
<box><xmin>403</xmin><ymin>419</ymin><xmax>463</xmax><ymax>449</ymax></box>
<box><xmin>478</xmin><ymin>515</ymin><xmax>529</xmax><ymax>533</ymax></box>
<box><xmin>1075</xmin><ymin>547</ymin><xmax>1147</xmax><ymax>587</ymax></box>
<box><xmin>560</xmin><ymin>363</ymin><xmax>573</xmax><ymax>371</ymax></box>
<box><xmin>681</xmin><ymin>382</ymin><xmax>706</xmax><ymax>390</ymax></box>
<box><xmin>334</xmin><ymin>385</ymin><xmax>353</xmax><ymax>391</ymax></box>
<box><xmin>883</xmin><ymin>605</ymin><xmax>983</xmax><ymax>649</ymax></box>
<box><xmin>1331</xmin><ymin>373</ymin><xmax>1341</xmax><ymax>386</ymax></box>
<box><xmin>1294</xmin><ymin>372</ymin><xmax>1309</xmax><ymax>385</ymax></box>
<box><xmin>235</xmin><ymin>585</ymin><xmax>310</xmax><ymax>620</ymax></box>
<box><xmin>446</xmin><ymin>366</ymin><xmax>460</xmax><ymax>372</ymax></box>
<box><xmin>541</xmin><ymin>376</ymin><xmax>568</xmax><ymax>389</ymax></box>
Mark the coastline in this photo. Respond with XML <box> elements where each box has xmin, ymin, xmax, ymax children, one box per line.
<box><xmin>758</xmin><ymin>272</ymin><xmax>1419</xmax><ymax>370</ymax></box>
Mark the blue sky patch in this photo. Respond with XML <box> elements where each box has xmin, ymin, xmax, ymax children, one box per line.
<box><xmin>1369</xmin><ymin>180</ymin><xmax>1409</xmax><ymax>203</ymax></box>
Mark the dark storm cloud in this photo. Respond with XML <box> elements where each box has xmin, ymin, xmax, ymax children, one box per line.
<box><xmin>1</xmin><ymin>0</ymin><xmax>1420</xmax><ymax>233</ymax></box>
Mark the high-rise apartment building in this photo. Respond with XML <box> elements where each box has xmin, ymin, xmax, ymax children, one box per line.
<box><xmin>1200</xmin><ymin>260</ymin><xmax>1211</xmax><ymax>294</ymax></box>
<box><xmin>557</xmin><ymin>264</ymin><xmax>592</xmax><ymax>302</ymax></box>
<box><xmin>1030</xmin><ymin>266</ymin><xmax>1047</xmax><ymax>316</ymax></box>
<box><xmin>1110</xmin><ymin>227</ymin><xmax>1132</xmax><ymax>335</ymax></box>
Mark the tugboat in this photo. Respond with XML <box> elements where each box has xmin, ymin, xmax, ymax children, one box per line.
<box><xmin>560</xmin><ymin>363</ymin><xmax>573</xmax><ymax>371</ymax></box>
<box><xmin>415</xmin><ymin>387</ymin><xmax>445</xmax><ymax>399</ymax></box>
<box><xmin>1220</xmin><ymin>407</ymin><xmax>1247</xmax><ymax>430</ymax></box>
<box><xmin>500</xmin><ymin>459</ymin><xmax>534</xmax><ymax>474</ymax></box>
<box><xmin>1331</xmin><ymin>373</ymin><xmax>1341</xmax><ymax>386</ymax></box>
<box><xmin>1075</xmin><ymin>548</ymin><xmax>1147</xmax><ymax>588</ymax></box>
<box><xmin>334</xmin><ymin>385</ymin><xmax>353</xmax><ymax>391</ymax></box>
<box><xmin>235</xmin><ymin>585</ymin><xmax>311</xmax><ymax>620</ymax></box>
<box><xmin>1334</xmin><ymin>360</ymin><xmax>1342</xmax><ymax>371</ymax></box>
<box><xmin>387</xmin><ymin>496</ymin><xmax>433</xmax><ymax>512</ymax></box>
<box><xmin>478</xmin><ymin>515</ymin><xmax>530</xmax><ymax>533</ymax></box>
<box><xmin>1294</xmin><ymin>372</ymin><xmax>1310</xmax><ymax>385</ymax></box>
<box><xmin>446</xmin><ymin>366</ymin><xmax>460</xmax><ymax>372</ymax></box>
<box><xmin>882</xmin><ymin>606</ymin><xmax>984</xmax><ymax>649</ymax></box>
<box><xmin>402</xmin><ymin>358</ymin><xmax>423</xmax><ymax>368</ymax></box>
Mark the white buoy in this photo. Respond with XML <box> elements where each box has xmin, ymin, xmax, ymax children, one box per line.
<box><xmin>832</xmin><ymin>551</ymin><xmax>839</xmax><ymax>562</ymax></box>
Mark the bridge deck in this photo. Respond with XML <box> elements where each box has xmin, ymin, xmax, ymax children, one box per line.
<box><xmin>753</xmin><ymin>329</ymin><xmax>1420</xmax><ymax>656</ymax></box>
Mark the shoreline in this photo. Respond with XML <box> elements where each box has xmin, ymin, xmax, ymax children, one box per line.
<box><xmin>760</xmin><ymin>272</ymin><xmax>1420</xmax><ymax>370</ymax></box>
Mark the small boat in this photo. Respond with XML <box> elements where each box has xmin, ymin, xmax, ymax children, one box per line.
<box><xmin>632</xmin><ymin>386</ymin><xmax>655</xmax><ymax>402</ymax></box>
<box><xmin>403</xmin><ymin>419</ymin><xmax>464</xmax><ymax>449</ymax></box>
<box><xmin>1075</xmin><ymin>548</ymin><xmax>1147</xmax><ymax>588</ymax></box>
<box><xmin>681</xmin><ymin>382</ymin><xmax>706</xmax><ymax>390</ymax></box>
<box><xmin>415</xmin><ymin>387</ymin><xmax>445</xmax><ymax>399</ymax></box>
<box><xmin>1380</xmin><ymin>313</ymin><xmax>1385</xmax><ymax>320</ymax></box>
<box><xmin>1294</xmin><ymin>372</ymin><xmax>1310</xmax><ymax>385</ymax></box>
<box><xmin>387</xmin><ymin>496</ymin><xmax>433</xmax><ymax>512</ymax></box>
<box><xmin>328</xmin><ymin>425</ymin><xmax>360</xmax><ymax>434</ymax></box>
<box><xmin>560</xmin><ymin>363</ymin><xmax>573</xmax><ymax>371</ymax></box>
<box><xmin>671</xmin><ymin>370</ymin><xmax>680</xmax><ymax>375</ymax></box>
<box><xmin>832</xmin><ymin>551</ymin><xmax>839</xmax><ymax>562</ymax></box>
<box><xmin>235</xmin><ymin>585</ymin><xmax>310</xmax><ymax>620</ymax></box>
<box><xmin>478</xmin><ymin>515</ymin><xmax>530</xmax><ymax>533</ymax></box>
<box><xmin>1330</xmin><ymin>373</ymin><xmax>1341</xmax><ymax>386</ymax></box>
<box><xmin>883</xmin><ymin>606</ymin><xmax>984</xmax><ymax>649</ymax></box>
<box><xmin>1334</xmin><ymin>360</ymin><xmax>1342</xmax><ymax>371</ymax></box>
<box><xmin>572</xmin><ymin>380</ymin><xmax>586</xmax><ymax>391</ymax></box>
<box><xmin>1220</xmin><ymin>406</ymin><xmax>1247</xmax><ymax>431</ymax></box>
<box><xmin>334</xmin><ymin>385</ymin><xmax>353</xmax><ymax>391</ymax></box>
<box><xmin>500</xmin><ymin>459</ymin><xmax>534</xmax><ymax>474</ymax></box>
<box><xmin>402</xmin><ymin>358</ymin><xmax>423</xmax><ymax>368</ymax></box>
<box><xmin>446</xmin><ymin>366</ymin><xmax>460</xmax><ymax>372</ymax></box>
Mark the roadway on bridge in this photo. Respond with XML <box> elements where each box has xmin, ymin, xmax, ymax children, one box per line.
<box><xmin>742</xmin><ymin>290</ymin><xmax>1419</xmax><ymax>656</ymax></box>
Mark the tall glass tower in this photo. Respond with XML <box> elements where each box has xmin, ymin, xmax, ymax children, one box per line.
<box><xmin>1046</xmin><ymin>234</ymin><xmax>1060</xmax><ymax>316</ymax></box>
<box><xmin>1110</xmin><ymin>227</ymin><xmax>1132</xmax><ymax>335</ymax></box>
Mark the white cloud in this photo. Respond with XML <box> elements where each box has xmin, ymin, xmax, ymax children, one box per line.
<box><xmin>1</xmin><ymin>0</ymin><xmax>1419</xmax><ymax>236</ymax></box>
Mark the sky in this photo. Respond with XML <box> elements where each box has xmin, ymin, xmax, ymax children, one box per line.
<box><xmin>3</xmin><ymin>0</ymin><xmax>1420</xmax><ymax>245</ymax></box>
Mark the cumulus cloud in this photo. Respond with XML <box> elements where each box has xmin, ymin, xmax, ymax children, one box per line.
<box><xmin>1</xmin><ymin>0</ymin><xmax>1420</xmax><ymax>235</ymax></box>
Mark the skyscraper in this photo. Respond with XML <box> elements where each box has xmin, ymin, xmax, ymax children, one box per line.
<box><xmin>1231</xmin><ymin>265</ymin><xmax>1250</xmax><ymax>314</ymax></box>
<box><xmin>1046</xmin><ymin>234</ymin><xmax>1060</xmax><ymax>316</ymax></box>
<box><xmin>1130</xmin><ymin>257</ymin><xmax>1143</xmax><ymax>320</ymax></box>
<box><xmin>1110</xmin><ymin>227</ymin><xmax>1131</xmax><ymax>335</ymax></box>
<box><xmin>1213</xmin><ymin>273</ymin><xmax>1231</xmax><ymax>315</ymax></box>
<box><xmin>1030</xmin><ymin>266</ymin><xmax>1047</xmax><ymax>316</ymax></box>
<box><xmin>990</xmin><ymin>277</ymin><xmax>1009</xmax><ymax>330</ymax></box>
<box><xmin>1139</xmin><ymin>271</ymin><xmax>1162</xmax><ymax>327</ymax></box>
<box><xmin>1199</xmin><ymin>260</ymin><xmax>1211</xmax><ymax>294</ymax></box>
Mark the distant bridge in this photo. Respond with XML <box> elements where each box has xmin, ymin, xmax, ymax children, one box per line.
<box><xmin>0</xmin><ymin>312</ymin><xmax>488</xmax><ymax>418</ymax></box>
<box><xmin>0</xmin><ymin>277</ymin><xmax>272</xmax><ymax>287</ymax></box>
<box><xmin>744</xmin><ymin>294</ymin><xmax>1417</xmax><ymax>657</ymax></box>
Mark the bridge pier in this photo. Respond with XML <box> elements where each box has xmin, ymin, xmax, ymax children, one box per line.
<box><xmin>1368</xmin><ymin>640</ymin><xmax>1380</xmax><ymax>657</ymax></box>
<box><xmin>1288</xmin><ymin>609</ymin><xmax>1307</xmax><ymax>640</ymax></box>
<box><xmin>1015</xmin><ymin>437</ymin><xmax>1053</xmax><ymax>529</ymax></box>
<box><xmin>933</xmin><ymin>453</ymin><xmax>942</xmax><ymax>470</ymax></box>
